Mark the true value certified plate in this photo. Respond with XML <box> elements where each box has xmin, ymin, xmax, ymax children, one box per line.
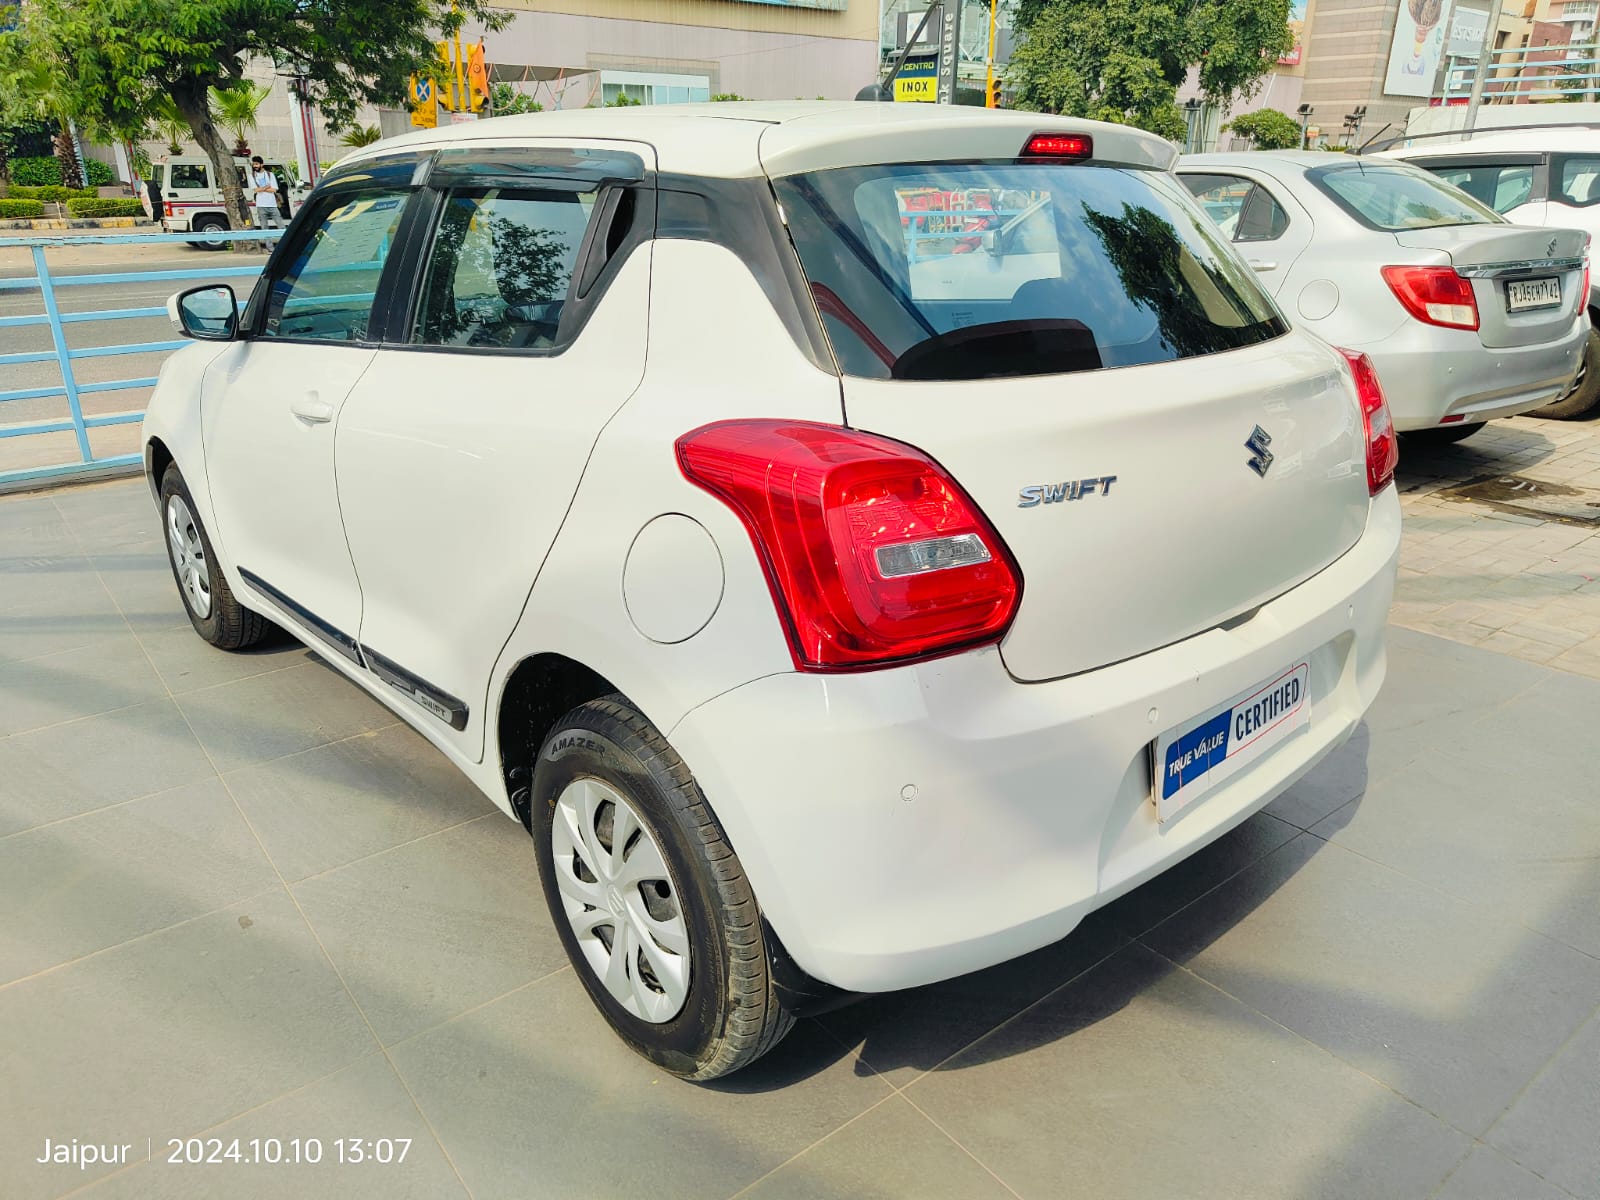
<box><xmin>1151</xmin><ymin>662</ymin><xmax>1310</xmax><ymax>824</ymax></box>
<box><xmin>1506</xmin><ymin>277</ymin><xmax>1561</xmax><ymax>312</ymax></box>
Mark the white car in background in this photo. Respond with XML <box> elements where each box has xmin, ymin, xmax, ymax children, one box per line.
<box><xmin>1179</xmin><ymin>151</ymin><xmax>1589</xmax><ymax>442</ymax></box>
<box><xmin>146</xmin><ymin>104</ymin><xmax>1401</xmax><ymax>1079</ymax></box>
<box><xmin>1383</xmin><ymin>127</ymin><xmax>1600</xmax><ymax>417</ymax></box>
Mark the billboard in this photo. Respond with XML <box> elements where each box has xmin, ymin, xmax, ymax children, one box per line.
<box><xmin>1384</xmin><ymin>0</ymin><xmax>1446</xmax><ymax>98</ymax></box>
<box><xmin>1278</xmin><ymin>0</ymin><xmax>1307</xmax><ymax>68</ymax></box>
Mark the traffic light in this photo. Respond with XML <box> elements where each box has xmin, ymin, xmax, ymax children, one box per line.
<box><xmin>988</xmin><ymin>76</ymin><xmax>1003</xmax><ymax>109</ymax></box>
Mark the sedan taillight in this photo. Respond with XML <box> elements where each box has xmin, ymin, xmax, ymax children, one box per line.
<box><xmin>677</xmin><ymin>420</ymin><xmax>1022</xmax><ymax>671</ymax></box>
<box><xmin>1381</xmin><ymin>265</ymin><xmax>1479</xmax><ymax>331</ymax></box>
<box><xmin>1339</xmin><ymin>349</ymin><xmax>1399</xmax><ymax>496</ymax></box>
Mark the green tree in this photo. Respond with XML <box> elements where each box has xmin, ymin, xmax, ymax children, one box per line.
<box><xmin>0</xmin><ymin>21</ymin><xmax>86</xmax><ymax>189</ymax></box>
<box><xmin>489</xmin><ymin>82</ymin><xmax>543</xmax><ymax>116</ymax></box>
<box><xmin>209</xmin><ymin>80</ymin><xmax>271</xmax><ymax>157</ymax></box>
<box><xmin>149</xmin><ymin>94</ymin><xmax>191</xmax><ymax>154</ymax></box>
<box><xmin>8</xmin><ymin>0</ymin><xmax>507</xmax><ymax>241</ymax></box>
<box><xmin>339</xmin><ymin>123</ymin><xmax>384</xmax><ymax>149</ymax></box>
<box><xmin>1224</xmin><ymin>107</ymin><xmax>1302</xmax><ymax>149</ymax></box>
<box><xmin>1009</xmin><ymin>0</ymin><xmax>1293</xmax><ymax>142</ymax></box>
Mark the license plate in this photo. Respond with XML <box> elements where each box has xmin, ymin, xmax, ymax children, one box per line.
<box><xmin>1151</xmin><ymin>662</ymin><xmax>1310</xmax><ymax>823</ymax></box>
<box><xmin>1506</xmin><ymin>277</ymin><xmax>1561</xmax><ymax>312</ymax></box>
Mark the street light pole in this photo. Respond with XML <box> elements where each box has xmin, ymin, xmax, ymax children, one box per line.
<box><xmin>1464</xmin><ymin>0</ymin><xmax>1508</xmax><ymax>135</ymax></box>
<box><xmin>985</xmin><ymin>0</ymin><xmax>999</xmax><ymax>107</ymax></box>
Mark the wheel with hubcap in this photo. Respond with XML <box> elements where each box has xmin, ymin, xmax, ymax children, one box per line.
<box><xmin>531</xmin><ymin>695</ymin><xmax>793</xmax><ymax>1080</ymax></box>
<box><xmin>159</xmin><ymin>465</ymin><xmax>271</xmax><ymax>649</ymax></box>
<box><xmin>1529</xmin><ymin>327</ymin><xmax>1600</xmax><ymax>420</ymax></box>
<box><xmin>189</xmin><ymin>215</ymin><xmax>229</xmax><ymax>251</ymax></box>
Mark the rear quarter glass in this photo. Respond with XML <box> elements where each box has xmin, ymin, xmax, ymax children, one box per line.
<box><xmin>772</xmin><ymin>162</ymin><xmax>1286</xmax><ymax>382</ymax></box>
<box><xmin>1309</xmin><ymin>162</ymin><xmax>1502</xmax><ymax>232</ymax></box>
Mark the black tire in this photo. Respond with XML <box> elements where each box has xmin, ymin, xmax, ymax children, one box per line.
<box><xmin>158</xmin><ymin>465</ymin><xmax>271</xmax><ymax>649</ymax></box>
<box><xmin>1529</xmin><ymin>328</ymin><xmax>1600</xmax><ymax>420</ymax></box>
<box><xmin>530</xmin><ymin>696</ymin><xmax>793</xmax><ymax>1080</ymax></box>
<box><xmin>189</xmin><ymin>215</ymin><xmax>229</xmax><ymax>251</ymax></box>
<box><xmin>1403</xmin><ymin>422</ymin><xmax>1485</xmax><ymax>446</ymax></box>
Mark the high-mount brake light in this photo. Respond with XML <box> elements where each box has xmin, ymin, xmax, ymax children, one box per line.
<box><xmin>1021</xmin><ymin>133</ymin><xmax>1093</xmax><ymax>161</ymax></box>
<box><xmin>1338</xmin><ymin>349</ymin><xmax>1399</xmax><ymax>496</ymax></box>
<box><xmin>1381</xmin><ymin>265</ymin><xmax>1479</xmax><ymax>331</ymax></box>
<box><xmin>676</xmin><ymin>420</ymin><xmax>1023</xmax><ymax>671</ymax></box>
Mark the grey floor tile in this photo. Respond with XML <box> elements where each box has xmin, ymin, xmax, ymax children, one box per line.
<box><xmin>0</xmin><ymin>699</ymin><xmax>217</xmax><ymax>837</ymax></box>
<box><xmin>0</xmin><ymin>494</ymin><xmax>71</xmax><ymax>551</ymax></box>
<box><xmin>1487</xmin><ymin>1010</ymin><xmax>1600</xmax><ymax>1199</ymax></box>
<box><xmin>0</xmin><ymin>777</ymin><xmax>278</xmax><ymax>984</ymax></box>
<box><xmin>0</xmin><ymin>554</ymin><xmax>128</xmax><ymax>663</ymax></box>
<box><xmin>1143</xmin><ymin>835</ymin><xmax>1600</xmax><ymax>1135</ymax></box>
<box><xmin>1265</xmin><ymin>723</ymin><xmax>1374</xmax><ymax>830</ymax></box>
<box><xmin>905</xmin><ymin>943</ymin><xmax>1467</xmax><ymax>1200</ymax></box>
<box><xmin>1360</xmin><ymin>628</ymin><xmax>1551</xmax><ymax>781</ymax></box>
<box><xmin>89</xmin><ymin>547</ymin><xmax>192</xmax><ymax>634</ymax></box>
<box><xmin>1316</xmin><ymin>674</ymin><xmax>1600</xmax><ymax>960</ymax></box>
<box><xmin>0</xmin><ymin>633</ymin><xmax>169</xmax><ymax>737</ymax></box>
<box><xmin>177</xmin><ymin>660</ymin><xmax>395</xmax><ymax>775</ymax></box>
<box><xmin>74</xmin><ymin>1055</ymin><xmax>469</xmax><ymax>1200</ymax></box>
<box><xmin>1099</xmin><ymin>811</ymin><xmax>1299</xmax><ymax>937</ymax></box>
<box><xmin>292</xmin><ymin>815</ymin><xmax>563</xmax><ymax>1046</ymax></box>
<box><xmin>818</xmin><ymin>911</ymin><xmax>1128</xmax><ymax>1089</ymax></box>
<box><xmin>224</xmin><ymin>723</ymin><xmax>493</xmax><ymax>881</ymax></box>
<box><xmin>0</xmin><ymin>889</ymin><xmax>376</xmax><ymax>1200</ymax></box>
<box><xmin>1434</xmin><ymin>1145</ymin><xmax>1574</xmax><ymax>1200</ymax></box>
<box><xmin>52</xmin><ymin>480</ymin><xmax>161</xmax><ymax>556</ymax></box>
<box><xmin>137</xmin><ymin>623</ymin><xmax>311</xmax><ymax>694</ymax></box>
<box><xmin>388</xmin><ymin>971</ymin><xmax>889</xmax><ymax>1200</ymax></box>
<box><xmin>738</xmin><ymin>1095</ymin><xmax>1013</xmax><ymax>1200</ymax></box>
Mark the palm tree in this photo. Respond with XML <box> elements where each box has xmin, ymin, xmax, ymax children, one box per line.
<box><xmin>149</xmin><ymin>94</ymin><xmax>191</xmax><ymax>154</ymax></box>
<box><xmin>209</xmin><ymin>81</ymin><xmax>271</xmax><ymax>158</ymax></box>
<box><xmin>339</xmin><ymin>123</ymin><xmax>383</xmax><ymax>149</ymax></box>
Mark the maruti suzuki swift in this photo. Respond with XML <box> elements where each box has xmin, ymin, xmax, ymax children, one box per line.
<box><xmin>146</xmin><ymin>103</ymin><xmax>1402</xmax><ymax>1080</ymax></box>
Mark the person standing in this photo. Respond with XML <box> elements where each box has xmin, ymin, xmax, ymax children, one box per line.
<box><xmin>248</xmin><ymin>156</ymin><xmax>283</xmax><ymax>247</ymax></box>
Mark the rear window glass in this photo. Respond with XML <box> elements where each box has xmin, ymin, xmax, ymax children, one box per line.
<box><xmin>773</xmin><ymin>163</ymin><xmax>1284</xmax><ymax>382</ymax></box>
<box><xmin>1312</xmin><ymin>163</ymin><xmax>1500</xmax><ymax>231</ymax></box>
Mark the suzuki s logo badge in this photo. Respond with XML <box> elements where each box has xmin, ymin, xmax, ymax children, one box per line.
<box><xmin>1017</xmin><ymin>475</ymin><xmax>1118</xmax><ymax>507</ymax></box>
<box><xmin>1548</xmin><ymin>236</ymin><xmax>1559</xmax><ymax>257</ymax></box>
<box><xmin>1245</xmin><ymin>426</ymin><xmax>1274</xmax><ymax>478</ymax></box>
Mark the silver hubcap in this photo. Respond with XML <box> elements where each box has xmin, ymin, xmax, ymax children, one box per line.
<box><xmin>551</xmin><ymin>778</ymin><xmax>691</xmax><ymax>1023</ymax></box>
<box><xmin>166</xmin><ymin>495</ymin><xmax>212</xmax><ymax>619</ymax></box>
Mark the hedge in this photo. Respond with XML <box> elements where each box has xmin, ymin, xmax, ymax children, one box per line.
<box><xmin>9</xmin><ymin>185</ymin><xmax>97</xmax><ymax>202</ymax></box>
<box><xmin>0</xmin><ymin>199</ymin><xmax>45</xmax><ymax>219</ymax></box>
<box><xmin>65</xmin><ymin>197</ymin><xmax>146</xmax><ymax>218</ymax></box>
<box><xmin>9</xmin><ymin>155</ymin><xmax>117</xmax><ymax>188</ymax></box>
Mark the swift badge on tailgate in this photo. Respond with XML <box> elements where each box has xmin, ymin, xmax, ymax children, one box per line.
<box><xmin>1017</xmin><ymin>475</ymin><xmax>1118</xmax><ymax>508</ymax></box>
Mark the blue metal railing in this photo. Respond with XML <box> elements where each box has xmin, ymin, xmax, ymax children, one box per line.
<box><xmin>0</xmin><ymin>229</ymin><xmax>281</xmax><ymax>489</ymax></box>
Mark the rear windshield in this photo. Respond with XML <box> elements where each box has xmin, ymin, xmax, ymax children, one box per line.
<box><xmin>772</xmin><ymin>163</ymin><xmax>1285</xmax><ymax>382</ymax></box>
<box><xmin>1311</xmin><ymin>163</ymin><xmax>1501</xmax><ymax>232</ymax></box>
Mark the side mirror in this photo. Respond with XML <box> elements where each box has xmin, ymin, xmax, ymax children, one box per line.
<box><xmin>168</xmin><ymin>285</ymin><xmax>238</xmax><ymax>341</ymax></box>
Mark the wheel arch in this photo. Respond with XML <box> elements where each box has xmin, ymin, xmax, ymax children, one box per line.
<box><xmin>144</xmin><ymin>435</ymin><xmax>174</xmax><ymax>502</ymax></box>
<box><xmin>496</xmin><ymin>651</ymin><xmax>623</xmax><ymax>830</ymax></box>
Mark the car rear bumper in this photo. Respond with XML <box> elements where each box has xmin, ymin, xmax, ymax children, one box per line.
<box><xmin>1356</xmin><ymin>317</ymin><xmax>1584</xmax><ymax>430</ymax></box>
<box><xmin>668</xmin><ymin>487</ymin><xmax>1402</xmax><ymax>994</ymax></box>
<box><xmin>160</xmin><ymin>216</ymin><xmax>191</xmax><ymax>233</ymax></box>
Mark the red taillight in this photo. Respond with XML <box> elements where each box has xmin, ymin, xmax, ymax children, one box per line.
<box><xmin>1381</xmin><ymin>265</ymin><xmax>1479</xmax><ymax>331</ymax></box>
<box><xmin>1338</xmin><ymin>350</ymin><xmax>1398</xmax><ymax>495</ymax></box>
<box><xmin>1578</xmin><ymin>253</ymin><xmax>1590</xmax><ymax>317</ymax></box>
<box><xmin>163</xmin><ymin>202</ymin><xmax>173</xmax><ymax>218</ymax></box>
<box><xmin>677</xmin><ymin>420</ymin><xmax>1022</xmax><ymax>671</ymax></box>
<box><xmin>1021</xmin><ymin>133</ymin><xmax>1092</xmax><ymax>160</ymax></box>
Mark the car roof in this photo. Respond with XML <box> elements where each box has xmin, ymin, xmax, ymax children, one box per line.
<box><xmin>1381</xmin><ymin>127</ymin><xmax>1600</xmax><ymax>158</ymax></box>
<box><xmin>337</xmin><ymin>101</ymin><xmax>1178</xmax><ymax>179</ymax></box>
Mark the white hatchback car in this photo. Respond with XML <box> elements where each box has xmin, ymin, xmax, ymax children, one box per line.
<box><xmin>148</xmin><ymin>103</ymin><xmax>1401</xmax><ymax>1080</ymax></box>
<box><xmin>1179</xmin><ymin>151</ymin><xmax>1589</xmax><ymax>441</ymax></box>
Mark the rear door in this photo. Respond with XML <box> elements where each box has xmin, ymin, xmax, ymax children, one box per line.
<box><xmin>334</xmin><ymin>143</ymin><xmax>654</xmax><ymax>758</ymax></box>
<box><xmin>1179</xmin><ymin>169</ymin><xmax>1314</xmax><ymax>294</ymax></box>
<box><xmin>772</xmin><ymin>154</ymin><xmax>1371</xmax><ymax>682</ymax></box>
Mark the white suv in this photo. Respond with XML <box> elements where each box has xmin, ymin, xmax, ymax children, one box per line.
<box><xmin>147</xmin><ymin>103</ymin><xmax>1401</xmax><ymax>1080</ymax></box>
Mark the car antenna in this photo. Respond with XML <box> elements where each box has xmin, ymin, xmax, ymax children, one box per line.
<box><xmin>866</xmin><ymin>3</ymin><xmax>944</xmax><ymax>102</ymax></box>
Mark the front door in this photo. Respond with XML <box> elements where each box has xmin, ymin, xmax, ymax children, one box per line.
<box><xmin>334</xmin><ymin>143</ymin><xmax>654</xmax><ymax>757</ymax></box>
<box><xmin>203</xmin><ymin>184</ymin><xmax>413</xmax><ymax>664</ymax></box>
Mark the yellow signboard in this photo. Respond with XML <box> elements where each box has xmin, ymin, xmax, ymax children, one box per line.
<box><xmin>895</xmin><ymin>75</ymin><xmax>936</xmax><ymax>102</ymax></box>
<box><xmin>408</xmin><ymin>75</ymin><xmax>437</xmax><ymax>128</ymax></box>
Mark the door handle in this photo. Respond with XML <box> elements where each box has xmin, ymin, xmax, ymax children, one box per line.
<box><xmin>290</xmin><ymin>396</ymin><xmax>334</xmax><ymax>424</ymax></box>
<box><xmin>1249</xmin><ymin>259</ymin><xmax>1278</xmax><ymax>272</ymax></box>
<box><xmin>166</xmin><ymin>192</ymin><xmax>178</xmax><ymax>198</ymax></box>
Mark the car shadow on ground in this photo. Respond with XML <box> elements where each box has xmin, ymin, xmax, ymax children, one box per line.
<box><xmin>709</xmin><ymin>727</ymin><xmax>1372</xmax><ymax>1093</ymax></box>
<box><xmin>1395</xmin><ymin>425</ymin><xmax>1558</xmax><ymax>491</ymax></box>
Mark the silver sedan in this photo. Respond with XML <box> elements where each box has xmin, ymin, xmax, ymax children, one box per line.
<box><xmin>1178</xmin><ymin>151</ymin><xmax>1588</xmax><ymax>440</ymax></box>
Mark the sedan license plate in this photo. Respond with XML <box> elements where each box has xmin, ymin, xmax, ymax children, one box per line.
<box><xmin>1506</xmin><ymin>277</ymin><xmax>1561</xmax><ymax>312</ymax></box>
<box><xmin>1151</xmin><ymin>662</ymin><xmax>1310</xmax><ymax>824</ymax></box>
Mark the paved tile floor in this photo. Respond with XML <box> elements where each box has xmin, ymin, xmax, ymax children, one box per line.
<box><xmin>2</xmin><ymin>415</ymin><xmax>1599</xmax><ymax>1200</ymax></box>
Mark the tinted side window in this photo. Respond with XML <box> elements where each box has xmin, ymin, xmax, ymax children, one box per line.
<box><xmin>259</xmin><ymin>190</ymin><xmax>409</xmax><ymax>342</ymax></box>
<box><xmin>169</xmin><ymin>164</ymin><xmax>208</xmax><ymax>189</ymax></box>
<box><xmin>1431</xmin><ymin>164</ymin><xmax>1534</xmax><ymax>214</ymax></box>
<box><xmin>411</xmin><ymin>188</ymin><xmax>596</xmax><ymax>350</ymax></box>
<box><xmin>1235</xmin><ymin>186</ymin><xmax>1289</xmax><ymax>242</ymax></box>
<box><xmin>1181</xmin><ymin>174</ymin><xmax>1289</xmax><ymax>242</ymax></box>
<box><xmin>1556</xmin><ymin>156</ymin><xmax>1600</xmax><ymax>206</ymax></box>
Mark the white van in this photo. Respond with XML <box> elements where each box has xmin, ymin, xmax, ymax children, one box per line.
<box><xmin>144</xmin><ymin>154</ymin><xmax>312</xmax><ymax>249</ymax></box>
